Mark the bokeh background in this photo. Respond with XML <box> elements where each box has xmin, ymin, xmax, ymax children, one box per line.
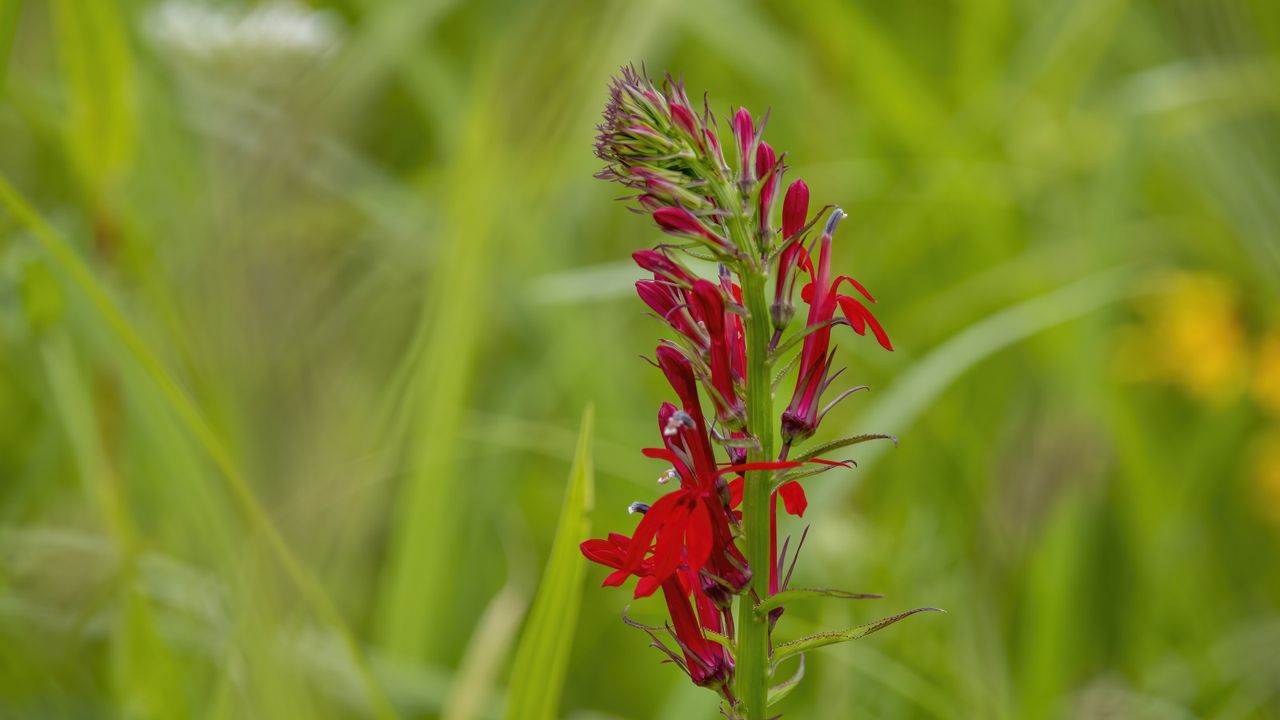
<box><xmin>3</xmin><ymin>0</ymin><xmax>1280</xmax><ymax>718</ymax></box>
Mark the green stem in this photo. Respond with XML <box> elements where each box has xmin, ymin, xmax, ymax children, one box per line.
<box><xmin>700</xmin><ymin>165</ymin><xmax>774</xmax><ymax>719</ymax></box>
<box><xmin>735</xmin><ymin>263</ymin><xmax>775</xmax><ymax>719</ymax></box>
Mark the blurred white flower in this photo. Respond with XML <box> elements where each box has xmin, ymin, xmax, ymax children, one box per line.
<box><xmin>145</xmin><ymin>0</ymin><xmax>341</xmax><ymax>60</ymax></box>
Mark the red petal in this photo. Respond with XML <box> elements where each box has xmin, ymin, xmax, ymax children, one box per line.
<box><xmin>717</xmin><ymin>460</ymin><xmax>803</xmax><ymax>477</ymax></box>
<box><xmin>684</xmin><ymin>500</ymin><xmax>713</xmax><ymax>577</ymax></box>
<box><xmin>729</xmin><ymin>477</ymin><xmax>743</xmax><ymax>508</ymax></box>
<box><xmin>635</xmin><ymin>576</ymin><xmax>661</xmax><ymax>598</ymax></box>
<box><xmin>834</xmin><ymin>275</ymin><xmax>876</xmax><ymax>303</ymax></box>
<box><xmin>642</xmin><ymin>447</ymin><xmax>679</xmax><ymax>462</ymax></box>
<box><xmin>777</xmin><ymin>481</ymin><xmax>808</xmax><ymax>517</ymax></box>
<box><xmin>836</xmin><ymin>296</ymin><xmax>894</xmax><ymax>351</ymax></box>
<box><xmin>603</xmin><ymin>569</ymin><xmax>631</xmax><ymax>587</ymax></box>
<box><xmin>645</xmin><ymin>502</ymin><xmax>690</xmax><ymax>594</ymax></box>
<box><xmin>624</xmin><ymin>491</ymin><xmax>678</xmax><ymax>570</ymax></box>
<box><xmin>807</xmin><ymin>457</ymin><xmax>853</xmax><ymax>467</ymax></box>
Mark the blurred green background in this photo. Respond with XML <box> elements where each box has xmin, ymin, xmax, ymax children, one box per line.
<box><xmin>3</xmin><ymin>0</ymin><xmax>1280</xmax><ymax>718</ymax></box>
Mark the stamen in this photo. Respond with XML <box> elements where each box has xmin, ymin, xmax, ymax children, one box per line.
<box><xmin>663</xmin><ymin>410</ymin><xmax>696</xmax><ymax>436</ymax></box>
<box><xmin>627</xmin><ymin>501</ymin><xmax>651</xmax><ymax>515</ymax></box>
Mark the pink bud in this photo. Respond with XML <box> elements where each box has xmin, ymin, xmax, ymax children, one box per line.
<box><xmin>652</xmin><ymin>207</ymin><xmax>729</xmax><ymax>254</ymax></box>
<box><xmin>755</xmin><ymin>141</ymin><xmax>776</xmax><ymax>178</ymax></box>
<box><xmin>732</xmin><ymin>107</ymin><xmax>756</xmax><ymax>183</ymax></box>
<box><xmin>668</xmin><ymin>100</ymin><xmax>699</xmax><ymax>139</ymax></box>
<box><xmin>633</xmin><ymin>249</ymin><xmax>694</xmax><ymax>284</ymax></box>
<box><xmin>756</xmin><ymin>142</ymin><xmax>780</xmax><ymax>233</ymax></box>
<box><xmin>653</xmin><ymin>207</ymin><xmax>707</xmax><ymax>237</ymax></box>
<box><xmin>782</xmin><ymin>179</ymin><xmax>809</xmax><ymax>239</ymax></box>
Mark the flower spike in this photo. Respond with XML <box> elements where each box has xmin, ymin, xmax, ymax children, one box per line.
<box><xmin>583</xmin><ymin>66</ymin><xmax>929</xmax><ymax>719</ymax></box>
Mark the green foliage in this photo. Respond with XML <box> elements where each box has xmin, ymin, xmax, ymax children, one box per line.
<box><xmin>504</xmin><ymin>406</ymin><xmax>594</xmax><ymax>720</ymax></box>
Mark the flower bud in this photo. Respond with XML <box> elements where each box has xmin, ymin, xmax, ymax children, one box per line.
<box><xmin>732</xmin><ymin>107</ymin><xmax>756</xmax><ymax>186</ymax></box>
<box><xmin>782</xmin><ymin>179</ymin><xmax>809</xmax><ymax>239</ymax></box>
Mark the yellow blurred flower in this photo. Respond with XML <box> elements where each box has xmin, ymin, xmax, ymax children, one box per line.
<box><xmin>1115</xmin><ymin>272</ymin><xmax>1248</xmax><ymax>403</ymax></box>
<box><xmin>1252</xmin><ymin>331</ymin><xmax>1280</xmax><ymax>416</ymax></box>
<box><xmin>1251</xmin><ymin>428</ymin><xmax>1280</xmax><ymax>527</ymax></box>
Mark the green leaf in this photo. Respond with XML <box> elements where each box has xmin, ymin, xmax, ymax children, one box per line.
<box><xmin>755</xmin><ymin>588</ymin><xmax>883</xmax><ymax>616</ymax></box>
<box><xmin>767</xmin><ymin>655</ymin><xmax>805</xmax><ymax>708</ymax></box>
<box><xmin>771</xmin><ymin>607</ymin><xmax>943</xmax><ymax>665</ymax></box>
<box><xmin>51</xmin><ymin>0</ymin><xmax>136</xmax><ymax>195</ymax></box>
<box><xmin>504</xmin><ymin>406</ymin><xmax>595</xmax><ymax>720</ymax></box>
<box><xmin>771</xmin><ymin>351</ymin><xmax>802</xmax><ymax>392</ymax></box>
<box><xmin>791</xmin><ymin>434</ymin><xmax>897</xmax><ymax>464</ymax></box>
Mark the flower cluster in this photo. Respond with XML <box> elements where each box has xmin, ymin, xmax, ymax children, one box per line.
<box><xmin>582</xmin><ymin>68</ymin><xmax>926</xmax><ymax>718</ymax></box>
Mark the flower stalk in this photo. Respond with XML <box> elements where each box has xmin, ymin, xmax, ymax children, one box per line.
<box><xmin>579</xmin><ymin>67</ymin><xmax>932</xmax><ymax>719</ymax></box>
<box><xmin>736</xmin><ymin>268</ymin><xmax>774</xmax><ymax>718</ymax></box>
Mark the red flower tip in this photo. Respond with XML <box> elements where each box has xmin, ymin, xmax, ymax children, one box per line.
<box><xmin>732</xmin><ymin>107</ymin><xmax>756</xmax><ymax>182</ymax></box>
<box><xmin>668</xmin><ymin>99</ymin><xmax>699</xmax><ymax>138</ymax></box>
<box><xmin>652</xmin><ymin>207</ymin><xmax>720</xmax><ymax>244</ymax></box>
<box><xmin>782</xmin><ymin>180</ymin><xmax>809</xmax><ymax>240</ymax></box>
<box><xmin>633</xmin><ymin>249</ymin><xmax>693</xmax><ymax>284</ymax></box>
<box><xmin>755</xmin><ymin>141</ymin><xmax>776</xmax><ymax>178</ymax></box>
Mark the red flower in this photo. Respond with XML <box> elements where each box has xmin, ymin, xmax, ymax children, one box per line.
<box><xmin>659</xmin><ymin>576</ymin><xmax>731</xmax><ymax>688</ymax></box>
<box><xmin>772</xmin><ymin>180</ymin><xmax>811</xmax><ymax>331</ymax></box>
<box><xmin>652</xmin><ymin>207</ymin><xmax>730</xmax><ymax>254</ymax></box>
<box><xmin>732</xmin><ymin>107</ymin><xmax>758</xmax><ymax>185</ymax></box>
<box><xmin>781</xmin><ymin>209</ymin><xmax>892</xmax><ymax>444</ymax></box>
<box><xmin>579</xmin><ymin>535</ymin><xmax>731</xmax><ymax>688</ymax></box>
<box><xmin>636</xmin><ymin>280</ymin><xmax>703</xmax><ymax>346</ymax></box>
<box><xmin>782</xmin><ymin>179</ymin><xmax>809</xmax><ymax>240</ymax></box>
<box><xmin>633</xmin><ymin>249</ymin><xmax>696</xmax><ymax>286</ymax></box>
<box><xmin>689</xmin><ymin>280</ymin><xmax>746</xmax><ymax>428</ymax></box>
<box><xmin>756</xmin><ymin>142</ymin><xmax>781</xmax><ymax>240</ymax></box>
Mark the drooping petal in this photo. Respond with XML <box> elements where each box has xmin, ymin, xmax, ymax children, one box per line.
<box><xmin>836</xmin><ymin>295</ymin><xmax>894</xmax><ymax>351</ymax></box>
<box><xmin>716</xmin><ymin>460</ymin><xmax>803</xmax><ymax>477</ymax></box>
<box><xmin>625</xmin><ymin>491</ymin><xmax>679</xmax><ymax>571</ymax></box>
<box><xmin>777</xmin><ymin>481</ymin><xmax>808</xmax><ymax>517</ymax></box>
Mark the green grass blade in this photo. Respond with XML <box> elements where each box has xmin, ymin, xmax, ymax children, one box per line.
<box><xmin>50</xmin><ymin>0</ymin><xmax>135</xmax><ymax>197</ymax></box>
<box><xmin>0</xmin><ymin>175</ymin><xmax>396</xmax><ymax>720</ymax></box>
<box><xmin>503</xmin><ymin>406</ymin><xmax>594</xmax><ymax>720</ymax></box>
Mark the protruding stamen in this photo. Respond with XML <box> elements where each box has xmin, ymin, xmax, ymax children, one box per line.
<box><xmin>656</xmin><ymin>468</ymin><xmax>678</xmax><ymax>485</ymax></box>
<box><xmin>628</xmin><ymin>501</ymin><xmax>651</xmax><ymax>515</ymax></box>
<box><xmin>662</xmin><ymin>410</ymin><xmax>696</xmax><ymax>436</ymax></box>
<box><xmin>824</xmin><ymin>207</ymin><xmax>845</xmax><ymax>236</ymax></box>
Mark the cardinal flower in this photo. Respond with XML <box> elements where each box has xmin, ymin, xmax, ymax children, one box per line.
<box><xmin>780</xmin><ymin>209</ymin><xmax>893</xmax><ymax>445</ymax></box>
<box><xmin>579</xmin><ymin>534</ymin><xmax>731</xmax><ymax>689</ymax></box>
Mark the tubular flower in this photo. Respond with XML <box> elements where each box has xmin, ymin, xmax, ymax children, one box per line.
<box><xmin>772</xmin><ymin>179</ymin><xmax>811</xmax><ymax>332</ymax></box>
<box><xmin>689</xmin><ymin>280</ymin><xmax>746</xmax><ymax>428</ymax></box>
<box><xmin>582</xmin><ymin>67</ymin><xmax>929</xmax><ymax>719</ymax></box>
<box><xmin>780</xmin><ymin>209</ymin><xmax>893</xmax><ymax>445</ymax></box>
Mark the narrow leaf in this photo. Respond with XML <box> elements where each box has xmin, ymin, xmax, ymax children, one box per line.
<box><xmin>771</xmin><ymin>607</ymin><xmax>943</xmax><ymax>665</ymax></box>
<box><xmin>766</xmin><ymin>655</ymin><xmax>805</xmax><ymax>708</ymax></box>
<box><xmin>771</xmin><ymin>351</ymin><xmax>802</xmax><ymax>391</ymax></box>
<box><xmin>51</xmin><ymin>0</ymin><xmax>136</xmax><ymax>195</ymax></box>
<box><xmin>792</xmin><ymin>434</ymin><xmax>897</xmax><ymax>464</ymax></box>
<box><xmin>772</xmin><ymin>463</ymin><xmax>843</xmax><ymax>488</ymax></box>
<box><xmin>755</xmin><ymin>587</ymin><xmax>883</xmax><ymax>616</ymax></box>
<box><xmin>504</xmin><ymin>406</ymin><xmax>595</xmax><ymax>720</ymax></box>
